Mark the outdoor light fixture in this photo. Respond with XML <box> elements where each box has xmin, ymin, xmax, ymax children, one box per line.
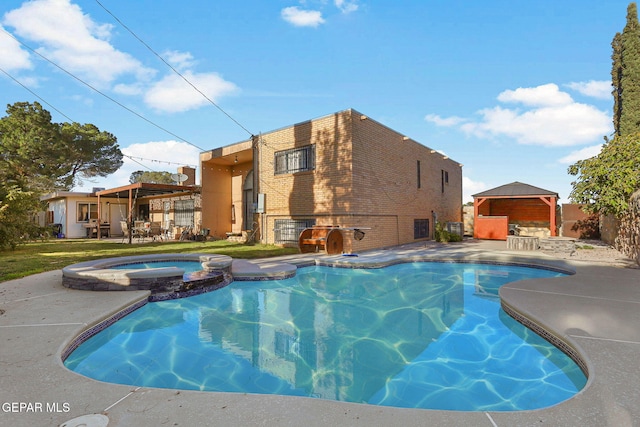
<box><xmin>403</xmin><ymin>136</ymin><xmax>410</xmax><ymax>140</ymax></box>
<box><xmin>360</xmin><ymin>115</ymin><xmax>368</xmax><ymax>120</ymax></box>
<box><xmin>234</xmin><ymin>155</ymin><xmax>238</xmax><ymax>163</ymax></box>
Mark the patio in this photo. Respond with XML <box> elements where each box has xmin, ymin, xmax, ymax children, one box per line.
<box><xmin>0</xmin><ymin>240</ymin><xmax>638</xmax><ymax>426</ymax></box>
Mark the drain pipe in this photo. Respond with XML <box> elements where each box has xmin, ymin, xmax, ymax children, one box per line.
<box><xmin>432</xmin><ymin>210</ymin><xmax>438</xmax><ymax>240</ymax></box>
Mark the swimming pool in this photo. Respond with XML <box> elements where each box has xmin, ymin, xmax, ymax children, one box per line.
<box><xmin>64</xmin><ymin>262</ymin><xmax>586</xmax><ymax>411</ymax></box>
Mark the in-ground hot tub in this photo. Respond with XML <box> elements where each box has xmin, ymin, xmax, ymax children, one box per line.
<box><xmin>62</xmin><ymin>253</ymin><xmax>233</xmax><ymax>301</ymax></box>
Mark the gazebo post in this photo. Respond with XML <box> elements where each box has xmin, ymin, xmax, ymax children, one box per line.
<box><xmin>473</xmin><ymin>197</ymin><xmax>487</xmax><ymax>239</ymax></box>
<box><xmin>97</xmin><ymin>194</ymin><xmax>101</xmax><ymax>240</ymax></box>
<box><xmin>540</xmin><ymin>195</ymin><xmax>557</xmax><ymax>237</ymax></box>
<box><xmin>128</xmin><ymin>189</ymin><xmax>133</xmax><ymax>245</ymax></box>
<box><xmin>549</xmin><ymin>196</ymin><xmax>557</xmax><ymax>236</ymax></box>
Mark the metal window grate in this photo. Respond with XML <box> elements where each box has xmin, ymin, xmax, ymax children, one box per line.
<box><xmin>274</xmin><ymin>145</ymin><xmax>315</xmax><ymax>175</ymax></box>
<box><xmin>174</xmin><ymin>199</ymin><xmax>194</xmax><ymax>227</ymax></box>
<box><xmin>446</xmin><ymin>222</ymin><xmax>463</xmax><ymax>237</ymax></box>
<box><xmin>274</xmin><ymin>219</ymin><xmax>316</xmax><ymax>244</ymax></box>
<box><xmin>414</xmin><ymin>219</ymin><xmax>429</xmax><ymax>239</ymax></box>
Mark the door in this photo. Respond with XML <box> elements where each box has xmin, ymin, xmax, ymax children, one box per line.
<box><xmin>110</xmin><ymin>203</ymin><xmax>128</xmax><ymax>236</ymax></box>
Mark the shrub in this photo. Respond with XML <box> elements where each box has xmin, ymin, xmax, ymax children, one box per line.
<box><xmin>434</xmin><ymin>222</ymin><xmax>462</xmax><ymax>243</ymax></box>
<box><xmin>0</xmin><ymin>186</ymin><xmax>43</xmax><ymax>250</ymax></box>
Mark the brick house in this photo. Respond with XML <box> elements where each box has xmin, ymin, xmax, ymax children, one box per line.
<box><xmin>200</xmin><ymin>109</ymin><xmax>463</xmax><ymax>252</ymax></box>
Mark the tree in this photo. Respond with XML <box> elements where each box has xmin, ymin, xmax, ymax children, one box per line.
<box><xmin>614</xmin><ymin>2</ymin><xmax>640</xmax><ymax>136</ymax></box>
<box><xmin>569</xmin><ymin>3</ymin><xmax>640</xmax><ymax>218</ymax></box>
<box><xmin>0</xmin><ymin>101</ymin><xmax>123</xmax><ymax>250</ymax></box>
<box><xmin>0</xmin><ymin>101</ymin><xmax>123</xmax><ymax>191</ymax></box>
<box><xmin>58</xmin><ymin>122</ymin><xmax>124</xmax><ymax>189</ymax></box>
<box><xmin>0</xmin><ymin>185</ymin><xmax>43</xmax><ymax>250</ymax></box>
<box><xmin>612</xmin><ymin>31</ymin><xmax>623</xmax><ymax>135</ymax></box>
<box><xmin>0</xmin><ymin>102</ymin><xmax>61</xmax><ymax>192</ymax></box>
<box><xmin>129</xmin><ymin>170</ymin><xmax>175</xmax><ymax>184</ymax></box>
<box><xmin>568</xmin><ymin>134</ymin><xmax>640</xmax><ymax>216</ymax></box>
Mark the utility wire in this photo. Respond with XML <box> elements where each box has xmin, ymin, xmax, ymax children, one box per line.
<box><xmin>123</xmin><ymin>154</ymin><xmax>197</xmax><ymax>169</ymax></box>
<box><xmin>0</xmin><ymin>66</ymin><xmax>75</xmax><ymax>122</ymax></box>
<box><xmin>127</xmin><ymin>155</ymin><xmax>155</xmax><ymax>171</ymax></box>
<box><xmin>94</xmin><ymin>0</ymin><xmax>255</xmax><ymax>138</ymax></box>
<box><xmin>0</xmin><ymin>28</ymin><xmax>207</xmax><ymax>152</ymax></box>
<box><xmin>0</xmin><ymin>65</ymin><xmax>196</xmax><ymax>173</ymax></box>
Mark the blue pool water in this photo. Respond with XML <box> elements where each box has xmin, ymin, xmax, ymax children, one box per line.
<box><xmin>64</xmin><ymin>262</ymin><xmax>586</xmax><ymax>411</ymax></box>
<box><xmin>111</xmin><ymin>261</ymin><xmax>203</xmax><ymax>275</ymax></box>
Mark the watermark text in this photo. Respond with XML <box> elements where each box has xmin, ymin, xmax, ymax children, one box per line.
<box><xmin>2</xmin><ymin>402</ymin><xmax>70</xmax><ymax>413</ymax></box>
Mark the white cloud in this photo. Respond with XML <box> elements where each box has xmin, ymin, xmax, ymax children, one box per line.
<box><xmin>281</xmin><ymin>6</ymin><xmax>325</xmax><ymax>27</ymax></box>
<box><xmin>3</xmin><ymin>0</ymin><xmax>154</xmax><ymax>88</ymax></box>
<box><xmin>144</xmin><ymin>71</ymin><xmax>237</xmax><ymax>113</ymax></box>
<box><xmin>113</xmin><ymin>83</ymin><xmax>144</xmax><ymax>96</ymax></box>
<box><xmin>162</xmin><ymin>50</ymin><xmax>197</xmax><ymax>72</ymax></box>
<box><xmin>497</xmin><ymin>83</ymin><xmax>573</xmax><ymax>107</ymax></box>
<box><xmin>463</xmin><ymin>176</ymin><xmax>488</xmax><ymax>203</ymax></box>
<box><xmin>0</xmin><ymin>25</ymin><xmax>32</xmax><ymax>71</ymax></box>
<box><xmin>558</xmin><ymin>144</ymin><xmax>603</xmax><ymax>164</ymax></box>
<box><xmin>124</xmin><ymin>140</ymin><xmax>200</xmax><ymax>170</ymax></box>
<box><xmin>121</xmin><ymin>140</ymin><xmax>201</xmax><ymax>184</ymax></box>
<box><xmin>335</xmin><ymin>0</ymin><xmax>359</xmax><ymax>13</ymax></box>
<box><xmin>458</xmin><ymin>84</ymin><xmax>611</xmax><ymax>146</ymax></box>
<box><xmin>425</xmin><ymin>114</ymin><xmax>466</xmax><ymax>127</ymax></box>
<box><xmin>76</xmin><ymin>140</ymin><xmax>201</xmax><ymax>191</ymax></box>
<box><xmin>566</xmin><ymin>80</ymin><xmax>611</xmax><ymax>100</ymax></box>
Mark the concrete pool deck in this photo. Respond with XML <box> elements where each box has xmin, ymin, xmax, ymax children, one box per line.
<box><xmin>1</xmin><ymin>240</ymin><xmax>639</xmax><ymax>426</ymax></box>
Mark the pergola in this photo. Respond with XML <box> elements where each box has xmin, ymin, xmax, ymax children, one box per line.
<box><xmin>96</xmin><ymin>183</ymin><xmax>198</xmax><ymax>243</ymax></box>
<box><xmin>472</xmin><ymin>182</ymin><xmax>558</xmax><ymax>240</ymax></box>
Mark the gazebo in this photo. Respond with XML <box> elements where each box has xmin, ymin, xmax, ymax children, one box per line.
<box><xmin>472</xmin><ymin>182</ymin><xmax>558</xmax><ymax>240</ymax></box>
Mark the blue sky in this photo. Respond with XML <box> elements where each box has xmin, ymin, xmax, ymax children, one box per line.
<box><xmin>0</xmin><ymin>0</ymin><xmax>630</xmax><ymax>202</ymax></box>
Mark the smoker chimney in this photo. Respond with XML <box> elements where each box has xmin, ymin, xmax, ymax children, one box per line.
<box><xmin>178</xmin><ymin>166</ymin><xmax>196</xmax><ymax>186</ymax></box>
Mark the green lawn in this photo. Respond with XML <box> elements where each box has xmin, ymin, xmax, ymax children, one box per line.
<box><xmin>0</xmin><ymin>239</ymin><xmax>298</xmax><ymax>283</ymax></box>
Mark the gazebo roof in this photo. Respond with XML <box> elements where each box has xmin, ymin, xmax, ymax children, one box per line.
<box><xmin>472</xmin><ymin>181</ymin><xmax>558</xmax><ymax>198</ymax></box>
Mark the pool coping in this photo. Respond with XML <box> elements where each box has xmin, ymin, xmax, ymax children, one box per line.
<box><xmin>1</xmin><ymin>241</ymin><xmax>639</xmax><ymax>426</ymax></box>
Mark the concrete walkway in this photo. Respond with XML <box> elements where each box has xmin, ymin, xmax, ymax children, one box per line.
<box><xmin>1</xmin><ymin>241</ymin><xmax>639</xmax><ymax>426</ymax></box>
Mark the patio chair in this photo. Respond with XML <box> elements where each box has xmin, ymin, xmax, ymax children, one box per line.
<box><xmin>120</xmin><ymin>221</ymin><xmax>130</xmax><ymax>243</ymax></box>
<box><xmin>149</xmin><ymin>222</ymin><xmax>163</xmax><ymax>241</ymax></box>
<box><xmin>121</xmin><ymin>220</ymin><xmax>146</xmax><ymax>242</ymax></box>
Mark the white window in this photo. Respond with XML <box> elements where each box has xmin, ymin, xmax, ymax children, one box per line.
<box><xmin>77</xmin><ymin>203</ymin><xmax>98</xmax><ymax>222</ymax></box>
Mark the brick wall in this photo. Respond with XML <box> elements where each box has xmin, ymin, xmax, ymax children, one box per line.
<box><xmin>258</xmin><ymin>109</ymin><xmax>462</xmax><ymax>250</ymax></box>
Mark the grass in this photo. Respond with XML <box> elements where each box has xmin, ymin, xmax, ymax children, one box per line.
<box><xmin>0</xmin><ymin>238</ymin><xmax>299</xmax><ymax>283</ymax></box>
<box><xmin>576</xmin><ymin>244</ymin><xmax>595</xmax><ymax>250</ymax></box>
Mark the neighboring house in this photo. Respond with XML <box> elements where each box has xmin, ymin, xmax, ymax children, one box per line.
<box><xmin>41</xmin><ymin>167</ymin><xmax>200</xmax><ymax>239</ymax></box>
<box><xmin>41</xmin><ymin>190</ymin><xmax>111</xmax><ymax>239</ymax></box>
<box><xmin>200</xmin><ymin>108</ymin><xmax>463</xmax><ymax>252</ymax></box>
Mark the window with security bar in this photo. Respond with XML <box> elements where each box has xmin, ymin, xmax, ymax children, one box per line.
<box><xmin>274</xmin><ymin>219</ymin><xmax>315</xmax><ymax>244</ymax></box>
<box><xmin>414</xmin><ymin>219</ymin><xmax>429</xmax><ymax>239</ymax></box>
<box><xmin>174</xmin><ymin>199</ymin><xmax>194</xmax><ymax>227</ymax></box>
<box><xmin>274</xmin><ymin>145</ymin><xmax>315</xmax><ymax>175</ymax></box>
